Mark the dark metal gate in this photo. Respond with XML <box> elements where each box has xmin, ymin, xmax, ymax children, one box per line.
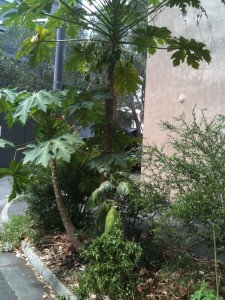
<box><xmin>0</xmin><ymin>118</ymin><xmax>34</xmax><ymax>167</ymax></box>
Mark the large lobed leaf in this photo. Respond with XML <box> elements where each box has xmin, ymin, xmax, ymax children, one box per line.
<box><xmin>167</xmin><ymin>0</ymin><xmax>201</xmax><ymax>13</ymax></box>
<box><xmin>0</xmin><ymin>0</ymin><xmax>54</xmax><ymax>29</ymax></box>
<box><xmin>23</xmin><ymin>133</ymin><xmax>84</xmax><ymax>167</ymax></box>
<box><xmin>132</xmin><ymin>25</ymin><xmax>172</xmax><ymax>54</ymax></box>
<box><xmin>16</xmin><ymin>26</ymin><xmax>56</xmax><ymax>67</ymax></box>
<box><xmin>167</xmin><ymin>36</ymin><xmax>211</xmax><ymax>69</ymax></box>
<box><xmin>0</xmin><ymin>160</ymin><xmax>31</xmax><ymax>201</ymax></box>
<box><xmin>114</xmin><ymin>61</ymin><xmax>141</xmax><ymax>96</ymax></box>
<box><xmin>13</xmin><ymin>90</ymin><xmax>64</xmax><ymax>123</ymax></box>
<box><xmin>89</xmin><ymin>153</ymin><xmax>129</xmax><ymax>175</ymax></box>
<box><xmin>0</xmin><ymin>138</ymin><xmax>14</xmax><ymax>148</ymax></box>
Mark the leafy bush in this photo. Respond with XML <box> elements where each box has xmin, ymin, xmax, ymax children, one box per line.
<box><xmin>23</xmin><ymin>182</ymin><xmax>63</xmax><ymax>231</ymax></box>
<box><xmin>190</xmin><ymin>281</ymin><xmax>223</xmax><ymax>300</ymax></box>
<box><xmin>76</xmin><ymin>226</ymin><xmax>142</xmax><ymax>300</ymax></box>
<box><xmin>142</xmin><ymin>111</ymin><xmax>225</xmax><ymax>245</ymax></box>
<box><xmin>0</xmin><ymin>215</ymin><xmax>38</xmax><ymax>249</ymax></box>
<box><xmin>23</xmin><ymin>157</ymin><xmax>98</xmax><ymax>232</ymax></box>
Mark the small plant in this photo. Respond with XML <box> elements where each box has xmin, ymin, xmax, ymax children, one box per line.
<box><xmin>0</xmin><ymin>214</ymin><xmax>38</xmax><ymax>250</ymax></box>
<box><xmin>190</xmin><ymin>281</ymin><xmax>224</xmax><ymax>300</ymax></box>
<box><xmin>76</xmin><ymin>224</ymin><xmax>142</xmax><ymax>300</ymax></box>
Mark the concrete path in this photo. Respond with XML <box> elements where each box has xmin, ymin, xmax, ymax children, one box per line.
<box><xmin>0</xmin><ymin>177</ymin><xmax>53</xmax><ymax>300</ymax></box>
<box><xmin>0</xmin><ymin>253</ymin><xmax>53</xmax><ymax>300</ymax></box>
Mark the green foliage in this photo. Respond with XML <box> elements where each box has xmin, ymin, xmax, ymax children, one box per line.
<box><xmin>0</xmin><ymin>215</ymin><xmax>38</xmax><ymax>249</ymax></box>
<box><xmin>87</xmin><ymin>174</ymin><xmax>125</xmax><ymax>232</ymax></box>
<box><xmin>0</xmin><ymin>88</ymin><xmax>85</xmax><ymax>166</ymax></box>
<box><xmin>16</xmin><ymin>25</ymin><xmax>56</xmax><ymax>67</ymax></box>
<box><xmin>0</xmin><ymin>138</ymin><xmax>14</xmax><ymax>148</ymax></box>
<box><xmin>23</xmin><ymin>158</ymin><xmax>95</xmax><ymax>231</ymax></box>
<box><xmin>0</xmin><ymin>0</ymin><xmax>211</xmax><ymax>92</ymax></box>
<box><xmin>23</xmin><ymin>133</ymin><xmax>84</xmax><ymax>167</ymax></box>
<box><xmin>67</xmin><ymin>88</ymin><xmax>106</xmax><ymax>128</ymax></box>
<box><xmin>0</xmin><ymin>161</ymin><xmax>31</xmax><ymax>201</ymax></box>
<box><xmin>88</xmin><ymin>153</ymin><xmax>129</xmax><ymax>176</ymax></box>
<box><xmin>114</xmin><ymin>61</ymin><xmax>141</xmax><ymax>96</ymax></box>
<box><xmin>190</xmin><ymin>281</ymin><xmax>223</xmax><ymax>300</ymax></box>
<box><xmin>104</xmin><ymin>207</ymin><xmax>120</xmax><ymax>234</ymax></box>
<box><xmin>167</xmin><ymin>37</ymin><xmax>211</xmax><ymax>69</ymax></box>
<box><xmin>23</xmin><ymin>181</ymin><xmax>62</xmax><ymax>231</ymax></box>
<box><xmin>11</xmin><ymin>90</ymin><xmax>64</xmax><ymax>124</ymax></box>
<box><xmin>167</xmin><ymin>0</ymin><xmax>201</xmax><ymax>13</ymax></box>
<box><xmin>76</xmin><ymin>226</ymin><xmax>142</xmax><ymax>300</ymax></box>
<box><xmin>143</xmin><ymin>111</ymin><xmax>225</xmax><ymax>243</ymax></box>
<box><xmin>133</xmin><ymin>25</ymin><xmax>211</xmax><ymax>68</ymax></box>
<box><xmin>26</xmin><ymin>180</ymin><xmax>87</xmax><ymax>232</ymax></box>
<box><xmin>133</xmin><ymin>25</ymin><xmax>172</xmax><ymax>54</ymax></box>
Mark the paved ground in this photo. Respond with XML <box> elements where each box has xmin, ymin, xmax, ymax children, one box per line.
<box><xmin>0</xmin><ymin>253</ymin><xmax>53</xmax><ymax>300</ymax></box>
<box><xmin>0</xmin><ymin>176</ymin><xmax>53</xmax><ymax>300</ymax></box>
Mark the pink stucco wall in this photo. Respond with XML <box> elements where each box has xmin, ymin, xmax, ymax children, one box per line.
<box><xmin>143</xmin><ymin>1</ymin><xmax>225</xmax><ymax>151</ymax></box>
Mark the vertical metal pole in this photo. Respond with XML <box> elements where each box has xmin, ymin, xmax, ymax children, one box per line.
<box><xmin>53</xmin><ymin>26</ymin><xmax>65</xmax><ymax>90</ymax></box>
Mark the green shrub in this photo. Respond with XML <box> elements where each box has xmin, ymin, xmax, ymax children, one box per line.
<box><xmin>76</xmin><ymin>226</ymin><xmax>142</xmax><ymax>300</ymax></box>
<box><xmin>142</xmin><ymin>111</ymin><xmax>225</xmax><ymax>245</ymax></box>
<box><xmin>23</xmin><ymin>182</ymin><xmax>63</xmax><ymax>231</ymax></box>
<box><xmin>23</xmin><ymin>157</ymin><xmax>98</xmax><ymax>232</ymax></box>
<box><xmin>0</xmin><ymin>215</ymin><xmax>38</xmax><ymax>250</ymax></box>
<box><xmin>190</xmin><ymin>281</ymin><xmax>223</xmax><ymax>300</ymax></box>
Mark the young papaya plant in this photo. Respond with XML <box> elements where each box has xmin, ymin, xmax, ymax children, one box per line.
<box><xmin>0</xmin><ymin>88</ymin><xmax>86</xmax><ymax>251</ymax></box>
<box><xmin>87</xmin><ymin>171</ymin><xmax>131</xmax><ymax>233</ymax></box>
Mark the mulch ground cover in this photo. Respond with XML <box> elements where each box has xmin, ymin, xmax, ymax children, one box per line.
<box><xmin>22</xmin><ymin>232</ymin><xmax>224</xmax><ymax>300</ymax></box>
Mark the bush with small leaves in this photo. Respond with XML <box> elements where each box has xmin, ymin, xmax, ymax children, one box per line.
<box><xmin>190</xmin><ymin>281</ymin><xmax>224</xmax><ymax>300</ymax></box>
<box><xmin>142</xmin><ymin>111</ymin><xmax>225</xmax><ymax>246</ymax></box>
<box><xmin>0</xmin><ymin>214</ymin><xmax>39</xmax><ymax>250</ymax></box>
<box><xmin>76</xmin><ymin>225</ymin><xmax>142</xmax><ymax>300</ymax></box>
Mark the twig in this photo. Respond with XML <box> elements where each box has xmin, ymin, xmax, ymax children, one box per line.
<box><xmin>213</xmin><ymin>225</ymin><xmax>220</xmax><ymax>299</ymax></box>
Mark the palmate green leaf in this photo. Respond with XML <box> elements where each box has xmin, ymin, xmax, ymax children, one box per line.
<box><xmin>0</xmin><ymin>160</ymin><xmax>31</xmax><ymax>201</ymax></box>
<box><xmin>67</xmin><ymin>89</ymin><xmax>107</xmax><ymax>127</ymax></box>
<box><xmin>16</xmin><ymin>37</ymin><xmax>34</xmax><ymax>59</ymax></box>
<box><xmin>0</xmin><ymin>89</ymin><xmax>20</xmax><ymax>127</ymax></box>
<box><xmin>65</xmin><ymin>44</ymin><xmax>87</xmax><ymax>72</ymax></box>
<box><xmin>89</xmin><ymin>153</ymin><xmax>129</xmax><ymax>175</ymax></box>
<box><xmin>0</xmin><ymin>138</ymin><xmax>14</xmax><ymax>148</ymax></box>
<box><xmin>0</xmin><ymin>89</ymin><xmax>18</xmax><ymax>104</ymax></box>
<box><xmin>132</xmin><ymin>26</ymin><xmax>172</xmax><ymax>54</ymax></box>
<box><xmin>114</xmin><ymin>61</ymin><xmax>141</xmax><ymax>96</ymax></box>
<box><xmin>167</xmin><ymin>0</ymin><xmax>201</xmax><ymax>13</ymax></box>
<box><xmin>13</xmin><ymin>90</ymin><xmax>64</xmax><ymax>123</ymax></box>
<box><xmin>23</xmin><ymin>0</ymin><xmax>53</xmax><ymax>13</ymax></box>
<box><xmin>167</xmin><ymin>37</ymin><xmax>211</xmax><ymax>69</ymax></box>
<box><xmin>0</xmin><ymin>0</ymin><xmax>54</xmax><ymax>29</ymax></box>
<box><xmin>23</xmin><ymin>133</ymin><xmax>84</xmax><ymax>167</ymax></box>
<box><xmin>16</xmin><ymin>26</ymin><xmax>56</xmax><ymax>67</ymax></box>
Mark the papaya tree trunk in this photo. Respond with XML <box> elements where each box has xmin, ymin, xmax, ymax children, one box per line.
<box><xmin>103</xmin><ymin>59</ymin><xmax>116</xmax><ymax>154</ymax></box>
<box><xmin>50</xmin><ymin>158</ymin><xmax>83</xmax><ymax>252</ymax></box>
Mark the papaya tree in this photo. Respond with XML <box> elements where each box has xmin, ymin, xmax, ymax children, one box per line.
<box><xmin>0</xmin><ymin>0</ymin><xmax>211</xmax><ymax>159</ymax></box>
<box><xmin>0</xmin><ymin>88</ymin><xmax>90</xmax><ymax>251</ymax></box>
